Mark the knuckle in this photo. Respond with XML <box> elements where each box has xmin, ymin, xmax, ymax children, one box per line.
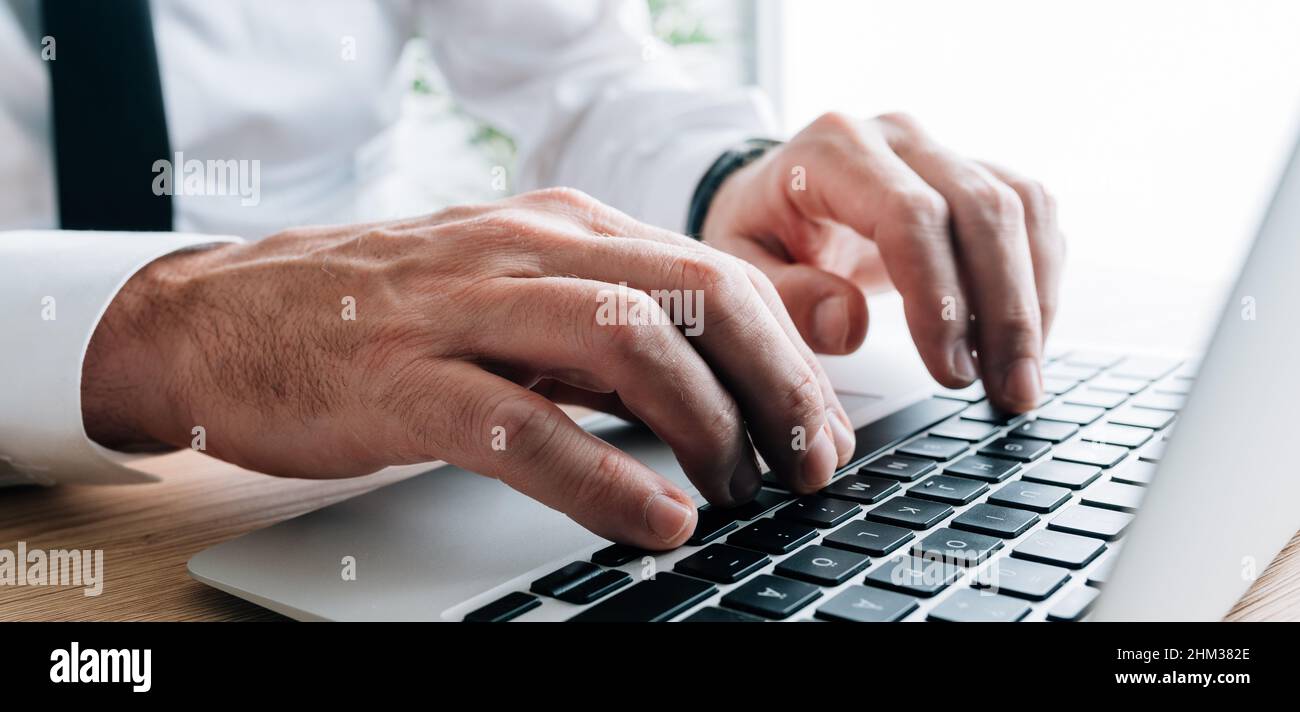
<box><xmin>964</xmin><ymin>181</ymin><xmax>1024</xmax><ymax>231</ymax></box>
<box><xmin>810</xmin><ymin>110</ymin><xmax>859</xmax><ymax>136</ymax></box>
<box><xmin>565</xmin><ymin>448</ymin><xmax>632</xmax><ymax>512</ymax></box>
<box><xmin>1012</xmin><ymin>178</ymin><xmax>1055</xmax><ymax>219</ymax></box>
<box><xmin>877</xmin><ymin>111</ymin><xmax>924</xmax><ymax>135</ymax></box>
<box><xmin>530</xmin><ymin>186</ymin><xmax>596</xmax><ymax>209</ymax></box>
<box><xmin>674</xmin><ymin>253</ymin><xmax>744</xmax><ymax>296</ymax></box>
<box><xmin>884</xmin><ymin>186</ymin><xmax>950</xmax><ymax>230</ymax></box>
<box><xmin>782</xmin><ymin>367</ymin><xmax>825</xmax><ymax>427</ymax></box>
<box><xmin>484</xmin><ymin>393</ymin><xmax>560</xmax><ymax>463</ymax></box>
<box><xmin>998</xmin><ymin>302</ymin><xmax>1042</xmax><ymax>339</ymax></box>
<box><xmin>596</xmin><ymin>296</ymin><xmax>673</xmax><ymax>361</ymax></box>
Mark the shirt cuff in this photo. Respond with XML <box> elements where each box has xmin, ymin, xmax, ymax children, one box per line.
<box><xmin>0</xmin><ymin>231</ymin><xmax>243</xmax><ymax>486</ymax></box>
<box><xmin>629</xmin><ymin>87</ymin><xmax>780</xmax><ymax>234</ymax></box>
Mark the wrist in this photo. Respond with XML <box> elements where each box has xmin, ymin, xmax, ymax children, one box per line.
<box><xmin>81</xmin><ymin>246</ymin><xmax>222</xmax><ymax>451</ymax></box>
<box><xmin>686</xmin><ymin>138</ymin><xmax>782</xmax><ymax>239</ymax></box>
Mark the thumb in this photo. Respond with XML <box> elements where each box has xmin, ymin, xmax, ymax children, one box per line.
<box><xmin>758</xmin><ymin>255</ymin><xmax>869</xmax><ymax>354</ymax></box>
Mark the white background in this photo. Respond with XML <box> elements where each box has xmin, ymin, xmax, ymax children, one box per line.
<box><xmin>775</xmin><ymin>0</ymin><xmax>1300</xmax><ymax>348</ymax></box>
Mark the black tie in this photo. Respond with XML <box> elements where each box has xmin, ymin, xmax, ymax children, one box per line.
<box><xmin>42</xmin><ymin>0</ymin><xmax>174</xmax><ymax>231</ymax></box>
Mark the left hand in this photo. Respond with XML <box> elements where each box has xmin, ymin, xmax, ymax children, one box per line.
<box><xmin>701</xmin><ymin>112</ymin><xmax>1064</xmax><ymax>413</ymax></box>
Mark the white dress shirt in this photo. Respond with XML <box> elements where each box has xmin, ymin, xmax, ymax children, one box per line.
<box><xmin>0</xmin><ymin>0</ymin><xmax>776</xmax><ymax>485</ymax></box>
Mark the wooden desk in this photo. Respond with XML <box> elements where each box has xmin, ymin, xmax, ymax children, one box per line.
<box><xmin>3</xmin><ymin>448</ymin><xmax>1299</xmax><ymax>621</ymax></box>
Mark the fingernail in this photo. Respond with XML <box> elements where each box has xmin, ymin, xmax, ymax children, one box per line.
<box><xmin>812</xmin><ymin>296</ymin><xmax>849</xmax><ymax>351</ymax></box>
<box><xmin>729</xmin><ymin>450</ymin><xmax>763</xmax><ymax>503</ymax></box>
<box><xmin>828</xmin><ymin>411</ymin><xmax>855</xmax><ymax>466</ymax></box>
<box><xmin>645</xmin><ymin>494</ymin><xmax>693</xmax><ymax>543</ymax></box>
<box><xmin>951</xmin><ymin>339</ymin><xmax>978</xmax><ymax>383</ymax></box>
<box><xmin>1002</xmin><ymin>357</ymin><xmax>1042</xmax><ymax>408</ymax></box>
<box><xmin>801</xmin><ymin>424</ymin><xmax>837</xmax><ymax>490</ymax></box>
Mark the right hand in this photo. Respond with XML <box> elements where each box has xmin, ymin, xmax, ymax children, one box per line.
<box><xmin>82</xmin><ymin>188</ymin><xmax>856</xmax><ymax>549</ymax></box>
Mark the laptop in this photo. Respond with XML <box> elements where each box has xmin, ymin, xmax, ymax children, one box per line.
<box><xmin>187</xmin><ymin>135</ymin><xmax>1300</xmax><ymax>622</ymax></box>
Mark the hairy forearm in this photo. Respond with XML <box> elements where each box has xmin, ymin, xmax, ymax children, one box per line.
<box><xmin>80</xmin><ymin>247</ymin><xmax>213</xmax><ymax>452</ymax></box>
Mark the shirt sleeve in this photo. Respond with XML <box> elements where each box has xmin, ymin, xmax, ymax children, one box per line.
<box><xmin>0</xmin><ymin>230</ymin><xmax>242</xmax><ymax>486</ymax></box>
<box><xmin>419</xmin><ymin>0</ymin><xmax>779</xmax><ymax>233</ymax></box>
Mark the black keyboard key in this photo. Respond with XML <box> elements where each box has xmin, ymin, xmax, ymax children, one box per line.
<box><xmin>556</xmin><ymin>569</ymin><xmax>633</xmax><ymax>604</ymax></box>
<box><xmin>943</xmin><ymin>454</ymin><xmax>1020</xmax><ymax>482</ymax></box>
<box><xmin>1021</xmin><ymin>460</ymin><xmax>1101</xmax><ymax>489</ymax></box>
<box><xmin>720</xmin><ymin>574</ymin><xmax>822</xmax><ymax>620</ymax></box>
<box><xmin>464</xmin><ymin>591</ymin><xmax>542</xmax><ymax>622</ymax></box>
<box><xmin>775</xmin><ymin>544</ymin><xmax>871</xmax><ymax>586</ymax></box>
<box><xmin>821</xmin><ymin>474</ymin><xmax>900</xmax><ymax>504</ymax></box>
<box><xmin>960</xmin><ymin>402</ymin><xmax>1028</xmax><ymax>426</ymax></box>
<box><xmin>973</xmin><ymin>557</ymin><xmax>1070</xmax><ymax>600</ymax></box>
<box><xmin>867</xmin><ymin>496</ymin><xmax>953</xmax><ymax>530</ymax></box>
<box><xmin>531</xmin><ymin>561</ymin><xmax>601</xmax><ymax>598</ymax></box>
<box><xmin>1046</xmin><ymin>586</ymin><xmax>1099</xmax><ymax>621</ymax></box>
<box><xmin>988</xmin><ymin>480</ymin><xmax>1071</xmax><ymax>513</ymax></box>
<box><xmin>865</xmin><ymin>555</ymin><xmax>962</xmax><ymax>597</ymax></box>
<box><xmin>815</xmin><ymin>585</ymin><xmax>919</xmax><ymax>622</ymax></box>
<box><xmin>591</xmin><ymin>543</ymin><xmax>648</xmax><ymax>567</ymax></box>
<box><xmin>1108</xmin><ymin>406</ymin><xmax>1175</xmax><ymax>430</ymax></box>
<box><xmin>1011</xmin><ymin>419</ymin><xmax>1079</xmax><ymax>443</ymax></box>
<box><xmin>728</xmin><ymin>518</ymin><xmax>817</xmax><ymax>555</ymax></box>
<box><xmin>1053</xmin><ymin>441</ymin><xmax>1128</xmax><ymax>467</ymax></box>
<box><xmin>896</xmin><ymin>436</ymin><xmax>969</xmax><ymax>461</ymax></box>
<box><xmin>929</xmin><ymin>418</ymin><xmax>999</xmax><ymax>442</ymax></box>
<box><xmin>843</xmin><ymin>397</ymin><xmax>969</xmax><ymax>469</ymax></box>
<box><xmin>822</xmin><ymin>520</ymin><xmax>913</xmax><ymax>556</ymax></box>
<box><xmin>1080</xmin><ymin>481</ymin><xmax>1145</xmax><ymax>512</ymax></box>
<box><xmin>569</xmin><ymin>572</ymin><xmax>715</xmax><ymax>622</ymax></box>
<box><xmin>1110</xmin><ymin>460</ymin><xmax>1158</xmax><ymax>486</ymax></box>
<box><xmin>686</xmin><ymin>508</ymin><xmax>740</xmax><ymax>545</ymax></box>
<box><xmin>1036</xmin><ymin>403</ymin><xmax>1105</xmax><ymax>425</ymax></box>
<box><xmin>704</xmin><ymin>489</ymin><xmax>793</xmax><ymax>522</ymax></box>
<box><xmin>859</xmin><ymin>454</ymin><xmax>936</xmax><ymax>481</ymax></box>
<box><xmin>674</xmin><ymin>544</ymin><xmax>770</xmax><ymax>584</ymax></box>
<box><xmin>908</xmin><ymin>474</ymin><xmax>988</xmax><ymax>505</ymax></box>
<box><xmin>1063</xmin><ymin>387</ymin><xmax>1128</xmax><ymax>409</ymax></box>
<box><xmin>951</xmin><ymin>503</ymin><xmax>1039</xmax><ymax>538</ymax></box>
<box><xmin>979</xmin><ymin>436</ymin><xmax>1052</xmax><ymax>463</ymax></box>
<box><xmin>1013</xmin><ymin>530</ymin><xmax>1106</xmax><ymax>569</ymax></box>
<box><xmin>1082</xmin><ymin>423</ymin><xmax>1152</xmax><ymax>448</ymax></box>
<box><xmin>1049</xmin><ymin>505</ymin><xmax>1133</xmax><ymax>541</ymax></box>
<box><xmin>680</xmin><ymin>607</ymin><xmax>763</xmax><ymax>622</ymax></box>
<box><xmin>775</xmin><ymin>494</ymin><xmax>862</xmax><ymax>528</ymax></box>
<box><xmin>929</xmin><ymin>589</ymin><xmax>1031</xmax><ymax>622</ymax></box>
<box><xmin>913</xmin><ymin>527</ymin><xmax>1003</xmax><ymax>566</ymax></box>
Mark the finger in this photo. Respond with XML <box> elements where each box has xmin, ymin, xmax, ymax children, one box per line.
<box><xmin>736</xmin><ymin>244</ymin><xmax>869</xmax><ymax>355</ymax></box>
<box><xmin>391</xmin><ymin>360</ymin><xmax>698</xmax><ymax>549</ymax></box>
<box><xmin>551</xmin><ymin>194</ymin><xmax>858</xmax><ymax>468</ymax></box>
<box><xmin>877</xmin><ymin>117</ymin><xmax>1043</xmax><ymax>412</ymax></box>
<box><xmin>532</xmin><ymin>229</ymin><xmax>846</xmax><ymax>492</ymax></box>
<box><xmin>777</xmin><ymin>119</ymin><xmax>977</xmax><ymax>392</ymax></box>
<box><xmin>979</xmin><ymin>160</ymin><xmax>1066</xmax><ymax>340</ymax></box>
<box><xmin>465</xmin><ymin>276</ymin><xmax>761</xmax><ymax>505</ymax></box>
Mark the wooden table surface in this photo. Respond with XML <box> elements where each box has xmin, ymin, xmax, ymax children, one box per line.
<box><xmin>3</xmin><ymin>448</ymin><xmax>1299</xmax><ymax>621</ymax></box>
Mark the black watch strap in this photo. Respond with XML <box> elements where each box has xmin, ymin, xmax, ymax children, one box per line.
<box><xmin>685</xmin><ymin>138</ymin><xmax>782</xmax><ymax>239</ymax></box>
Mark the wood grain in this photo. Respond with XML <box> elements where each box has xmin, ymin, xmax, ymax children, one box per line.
<box><xmin>2</xmin><ymin>448</ymin><xmax>1297</xmax><ymax>621</ymax></box>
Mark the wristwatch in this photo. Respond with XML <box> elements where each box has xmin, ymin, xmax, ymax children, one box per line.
<box><xmin>685</xmin><ymin>138</ymin><xmax>782</xmax><ymax>239</ymax></box>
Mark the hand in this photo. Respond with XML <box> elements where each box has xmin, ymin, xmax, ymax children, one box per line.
<box><xmin>81</xmin><ymin>189</ymin><xmax>856</xmax><ymax>549</ymax></box>
<box><xmin>702</xmin><ymin>112</ymin><xmax>1064</xmax><ymax>412</ymax></box>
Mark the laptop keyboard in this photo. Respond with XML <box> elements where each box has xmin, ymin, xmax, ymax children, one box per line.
<box><xmin>463</xmin><ymin>350</ymin><xmax>1193</xmax><ymax>622</ymax></box>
